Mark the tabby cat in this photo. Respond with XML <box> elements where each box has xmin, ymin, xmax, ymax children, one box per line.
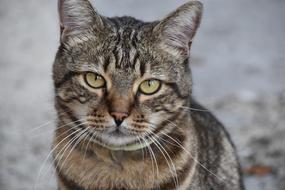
<box><xmin>52</xmin><ymin>0</ymin><xmax>244</xmax><ymax>189</ymax></box>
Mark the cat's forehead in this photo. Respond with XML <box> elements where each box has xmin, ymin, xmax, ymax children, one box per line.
<box><xmin>110</xmin><ymin>69</ymin><xmax>136</xmax><ymax>90</ymax></box>
<box><xmin>63</xmin><ymin>17</ymin><xmax>180</xmax><ymax>83</ymax></box>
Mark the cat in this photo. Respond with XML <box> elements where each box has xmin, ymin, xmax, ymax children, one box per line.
<box><xmin>52</xmin><ymin>0</ymin><xmax>244</xmax><ymax>189</ymax></box>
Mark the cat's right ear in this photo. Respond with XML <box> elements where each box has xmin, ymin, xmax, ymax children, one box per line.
<box><xmin>58</xmin><ymin>0</ymin><xmax>106</xmax><ymax>42</ymax></box>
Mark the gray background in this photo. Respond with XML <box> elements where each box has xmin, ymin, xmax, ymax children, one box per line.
<box><xmin>0</xmin><ymin>0</ymin><xmax>285</xmax><ymax>189</ymax></box>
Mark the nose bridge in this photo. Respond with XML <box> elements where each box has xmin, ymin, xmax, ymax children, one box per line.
<box><xmin>108</xmin><ymin>89</ymin><xmax>133</xmax><ymax>113</ymax></box>
<box><xmin>108</xmin><ymin>71</ymin><xmax>134</xmax><ymax>112</ymax></box>
<box><xmin>112</xmin><ymin>94</ymin><xmax>129</xmax><ymax>112</ymax></box>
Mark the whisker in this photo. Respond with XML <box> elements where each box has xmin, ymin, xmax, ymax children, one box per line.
<box><xmin>33</xmin><ymin>124</ymin><xmax>85</xmax><ymax>190</ymax></box>
<box><xmin>47</xmin><ymin>132</ymin><xmax>82</xmax><ymax>185</ymax></box>
<box><xmin>146</xmin><ymin>131</ymin><xmax>179</xmax><ymax>189</ymax></box>
<box><xmin>46</xmin><ymin>125</ymin><xmax>89</xmax><ymax>185</ymax></box>
<box><xmin>136</xmin><ymin>136</ymin><xmax>145</xmax><ymax>161</ymax></box>
<box><xmin>83</xmin><ymin>129</ymin><xmax>98</xmax><ymax>161</ymax></box>
<box><xmin>57</xmin><ymin>127</ymin><xmax>90</xmax><ymax>176</ymax></box>
<box><xmin>32</xmin><ymin>118</ymin><xmax>86</xmax><ymax>138</ymax></box>
<box><xmin>146</xmin><ymin>118</ymin><xmax>226</xmax><ymax>183</ymax></box>
<box><xmin>159</xmin><ymin>129</ymin><xmax>226</xmax><ymax>183</ymax></box>
<box><xmin>29</xmin><ymin>119</ymin><xmax>56</xmax><ymax>134</ymax></box>
<box><xmin>140</xmin><ymin>135</ymin><xmax>159</xmax><ymax>189</ymax></box>
<box><xmin>47</xmin><ymin>128</ymin><xmax>88</xmax><ymax>186</ymax></box>
<box><xmin>29</xmin><ymin>110</ymin><xmax>83</xmax><ymax>133</ymax></box>
<box><xmin>179</xmin><ymin>106</ymin><xmax>210</xmax><ymax>112</ymax></box>
<box><xmin>52</xmin><ymin>123</ymin><xmax>88</xmax><ymax>171</ymax></box>
<box><xmin>29</xmin><ymin>113</ymin><xmax>63</xmax><ymax>133</ymax></box>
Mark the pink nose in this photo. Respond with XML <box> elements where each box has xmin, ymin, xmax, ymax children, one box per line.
<box><xmin>110</xmin><ymin>112</ymin><xmax>129</xmax><ymax>126</ymax></box>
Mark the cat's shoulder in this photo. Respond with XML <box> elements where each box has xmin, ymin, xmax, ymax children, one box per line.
<box><xmin>190</xmin><ymin>98</ymin><xmax>229</xmax><ymax>138</ymax></box>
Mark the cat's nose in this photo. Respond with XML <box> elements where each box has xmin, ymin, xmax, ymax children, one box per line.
<box><xmin>110</xmin><ymin>112</ymin><xmax>129</xmax><ymax>126</ymax></box>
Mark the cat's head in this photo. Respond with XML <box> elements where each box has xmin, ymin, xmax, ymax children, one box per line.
<box><xmin>53</xmin><ymin>0</ymin><xmax>202</xmax><ymax>148</ymax></box>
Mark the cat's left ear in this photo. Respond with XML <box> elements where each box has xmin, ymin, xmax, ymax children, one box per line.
<box><xmin>154</xmin><ymin>1</ymin><xmax>203</xmax><ymax>57</ymax></box>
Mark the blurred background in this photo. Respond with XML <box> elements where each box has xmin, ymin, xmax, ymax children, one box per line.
<box><xmin>0</xmin><ymin>0</ymin><xmax>284</xmax><ymax>189</ymax></box>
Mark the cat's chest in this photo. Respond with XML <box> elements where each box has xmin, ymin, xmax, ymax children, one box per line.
<box><xmin>55</xmin><ymin>146</ymin><xmax>168</xmax><ymax>189</ymax></box>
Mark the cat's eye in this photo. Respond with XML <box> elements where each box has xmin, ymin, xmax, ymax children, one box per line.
<box><xmin>139</xmin><ymin>79</ymin><xmax>161</xmax><ymax>95</ymax></box>
<box><xmin>84</xmin><ymin>73</ymin><xmax>106</xmax><ymax>89</ymax></box>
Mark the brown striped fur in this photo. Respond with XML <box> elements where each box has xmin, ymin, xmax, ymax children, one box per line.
<box><xmin>52</xmin><ymin>0</ymin><xmax>244</xmax><ymax>189</ymax></box>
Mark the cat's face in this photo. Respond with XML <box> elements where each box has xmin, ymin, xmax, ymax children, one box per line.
<box><xmin>53</xmin><ymin>0</ymin><xmax>202</xmax><ymax>148</ymax></box>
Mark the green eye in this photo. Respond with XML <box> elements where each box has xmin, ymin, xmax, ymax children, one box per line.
<box><xmin>84</xmin><ymin>73</ymin><xmax>106</xmax><ymax>89</ymax></box>
<box><xmin>139</xmin><ymin>79</ymin><xmax>161</xmax><ymax>95</ymax></box>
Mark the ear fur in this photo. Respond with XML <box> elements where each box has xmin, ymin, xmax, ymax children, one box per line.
<box><xmin>58</xmin><ymin>0</ymin><xmax>105</xmax><ymax>41</ymax></box>
<box><xmin>154</xmin><ymin>1</ymin><xmax>203</xmax><ymax>57</ymax></box>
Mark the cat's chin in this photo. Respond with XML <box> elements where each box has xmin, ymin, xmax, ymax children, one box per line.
<box><xmin>95</xmin><ymin>130</ymin><xmax>139</xmax><ymax>148</ymax></box>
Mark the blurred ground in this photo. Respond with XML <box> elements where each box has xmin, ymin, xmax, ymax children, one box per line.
<box><xmin>0</xmin><ymin>0</ymin><xmax>284</xmax><ymax>189</ymax></box>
